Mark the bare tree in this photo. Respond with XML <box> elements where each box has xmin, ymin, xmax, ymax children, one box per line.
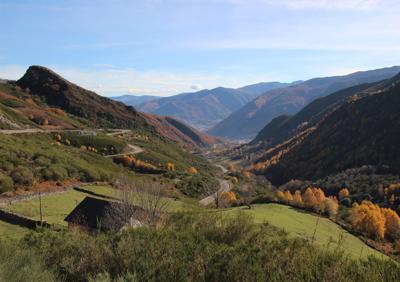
<box><xmin>105</xmin><ymin>175</ymin><xmax>170</xmax><ymax>230</ymax></box>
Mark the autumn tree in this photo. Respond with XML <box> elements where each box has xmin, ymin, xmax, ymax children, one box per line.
<box><xmin>219</xmin><ymin>191</ymin><xmax>237</xmax><ymax>208</ymax></box>
<box><xmin>338</xmin><ymin>188</ymin><xmax>350</xmax><ymax>200</ymax></box>
<box><xmin>323</xmin><ymin>197</ymin><xmax>339</xmax><ymax>218</ymax></box>
<box><xmin>351</xmin><ymin>201</ymin><xmax>385</xmax><ymax>240</ymax></box>
<box><xmin>276</xmin><ymin>191</ymin><xmax>285</xmax><ymax>202</ymax></box>
<box><xmin>382</xmin><ymin>208</ymin><xmax>400</xmax><ymax>240</ymax></box>
<box><xmin>313</xmin><ymin>188</ymin><xmax>326</xmax><ymax>212</ymax></box>
<box><xmin>292</xmin><ymin>190</ymin><xmax>303</xmax><ymax>207</ymax></box>
<box><xmin>284</xmin><ymin>190</ymin><xmax>293</xmax><ymax>204</ymax></box>
<box><xmin>187</xmin><ymin>167</ymin><xmax>198</xmax><ymax>174</ymax></box>
<box><xmin>303</xmin><ymin>188</ymin><xmax>318</xmax><ymax>210</ymax></box>
<box><xmin>166</xmin><ymin>162</ymin><xmax>175</xmax><ymax>171</ymax></box>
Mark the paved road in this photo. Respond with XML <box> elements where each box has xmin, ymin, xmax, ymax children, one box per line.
<box><xmin>104</xmin><ymin>144</ymin><xmax>144</xmax><ymax>157</ymax></box>
<box><xmin>105</xmin><ymin>129</ymin><xmax>131</xmax><ymax>136</ymax></box>
<box><xmin>215</xmin><ymin>164</ymin><xmax>228</xmax><ymax>174</ymax></box>
<box><xmin>0</xmin><ymin>128</ymin><xmax>132</xmax><ymax>136</ymax></box>
<box><xmin>199</xmin><ymin>179</ymin><xmax>231</xmax><ymax>206</ymax></box>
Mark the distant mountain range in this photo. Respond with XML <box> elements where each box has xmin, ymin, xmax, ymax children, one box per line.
<box><xmin>251</xmin><ymin>71</ymin><xmax>400</xmax><ymax>185</ymax></box>
<box><xmin>208</xmin><ymin>66</ymin><xmax>400</xmax><ymax>140</ymax></box>
<box><xmin>111</xmin><ymin>94</ymin><xmax>161</xmax><ymax>106</ymax></box>
<box><xmin>137</xmin><ymin>82</ymin><xmax>293</xmax><ymax>130</ymax></box>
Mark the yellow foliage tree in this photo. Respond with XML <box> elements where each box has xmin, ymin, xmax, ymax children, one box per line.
<box><xmin>338</xmin><ymin>188</ymin><xmax>350</xmax><ymax>199</ymax></box>
<box><xmin>292</xmin><ymin>190</ymin><xmax>303</xmax><ymax>207</ymax></box>
<box><xmin>219</xmin><ymin>191</ymin><xmax>237</xmax><ymax>208</ymax></box>
<box><xmin>284</xmin><ymin>190</ymin><xmax>293</xmax><ymax>204</ymax></box>
<box><xmin>351</xmin><ymin>201</ymin><xmax>386</xmax><ymax>240</ymax></box>
<box><xmin>276</xmin><ymin>191</ymin><xmax>285</xmax><ymax>202</ymax></box>
<box><xmin>166</xmin><ymin>162</ymin><xmax>175</xmax><ymax>171</ymax></box>
<box><xmin>323</xmin><ymin>196</ymin><xmax>339</xmax><ymax>218</ymax></box>
<box><xmin>303</xmin><ymin>188</ymin><xmax>318</xmax><ymax>210</ymax></box>
<box><xmin>187</xmin><ymin>167</ymin><xmax>198</xmax><ymax>174</ymax></box>
<box><xmin>382</xmin><ymin>208</ymin><xmax>400</xmax><ymax>240</ymax></box>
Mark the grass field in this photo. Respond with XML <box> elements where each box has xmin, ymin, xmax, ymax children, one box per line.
<box><xmin>1</xmin><ymin>186</ymin><xmax>386</xmax><ymax>259</ymax></box>
<box><xmin>228</xmin><ymin>204</ymin><xmax>384</xmax><ymax>259</ymax></box>
<box><xmin>4</xmin><ymin>185</ymin><xmax>117</xmax><ymax>226</ymax></box>
<box><xmin>3</xmin><ymin>185</ymin><xmax>197</xmax><ymax>226</ymax></box>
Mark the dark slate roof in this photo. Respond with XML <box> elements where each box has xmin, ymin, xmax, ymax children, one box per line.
<box><xmin>64</xmin><ymin>196</ymin><xmax>119</xmax><ymax>230</ymax></box>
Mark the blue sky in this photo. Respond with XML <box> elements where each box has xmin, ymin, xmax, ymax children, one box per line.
<box><xmin>1</xmin><ymin>0</ymin><xmax>400</xmax><ymax>96</ymax></box>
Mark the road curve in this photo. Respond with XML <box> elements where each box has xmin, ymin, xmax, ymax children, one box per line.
<box><xmin>199</xmin><ymin>179</ymin><xmax>231</xmax><ymax>206</ymax></box>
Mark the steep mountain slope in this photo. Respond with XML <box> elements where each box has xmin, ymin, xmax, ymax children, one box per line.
<box><xmin>252</xmin><ymin>82</ymin><xmax>379</xmax><ymax>145</ymax></box>
<box><xmin>142</xmin><ymin>114</ymin><xmax>221</xmax><ymax>148</ymax></box>
<box><xmin>138</xmin><ymin>82</ymin><xmax>289</xmax><ymax>130</ymax></box>
<box><xmin>17</xmin><ymin>65</ymin><xmax>151</xmax><ymax>130</ymax></box>
<box><xmin>209</xmin><ymin>66</ymin><xmax>400</xmax><ymax>140</ymax></box>
<box><xmin>260</xmin><ymin>72</ymin><xmax>400</xmax><ymax>185</ymax></box>
<box><xmin>2</xmin><ymin>66</ymin><xmax>217</xmax><ymax>148</ymax></box>
<box><xmin>111</xmin><ymin>94</ymin><xmax>160</xmax><ymax>106</ymax></box>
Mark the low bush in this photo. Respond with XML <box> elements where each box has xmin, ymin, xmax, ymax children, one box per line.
<box><xmin>177</xmin><ymin>174</ymin><xmax>219</xmax><ymax>197</ymax></box>
<box><xmin>0</xmin><ymin>172</ymin><xmax>14</xmax><ymax>192</ymax></box>
<box><xmin>10</xmin><ymin>167</ymin><xmax>34</xmax><ymax>186</ymax></box>
<box><xmin>21</xmin><ymin>213</ymin><xmax>400</xmax><ymax>281</ymax></box>
<box><xmin>0</xmin><ymin>241</ymin><xmax>55</xmax><ymax>282</ymax></box>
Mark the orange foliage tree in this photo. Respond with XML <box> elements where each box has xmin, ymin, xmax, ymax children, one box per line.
<box><xmin>338</xmin><ymin>188</ymin><xmax>350</xmax><ymax>199</ymax></box>
<box><xmin>382</xmin><ymin>208</ymin><xmax>400</xmax><ymax>240</ymax></box>
<box><xmin>303</xmin><ymin>188</ymin><xmax>318</xmax><ymax>210</ymax></box>
<box><xmin>187</xmin><ymin>167</ymin><xmax>198</xmax><ymax>174</ymax></box>
<box><xmin>166</xmin><ymin>162</ymin><xmax>175</xmax><ymax>171</ymax></box>
<box><xmin>276</xmin><ymin>191</ymin><xmax>285</xmax><ymax>202</ymax></box>
<box><xmin>284</xmin><ymin>190</ymin><xmax>293</xmax><ymax>204</ymax></box>
<box><xmin>219</xmin><ymin>191</ymin><xmax>237</xmax><ymax>208</ymax></box>
<box><xmin>292</xmin><ymin>190</ymin><xmax>303</xmax><ymax>207</ymax></box>
<box><xmin>323</xmin><ymin>196</ymin><xmax>339</xmax><ymax>218</ymax></box>
<box><xmin>351</xmin><ymin>201</ymin><xmax>386</xmax><ymax>240</ymax></box>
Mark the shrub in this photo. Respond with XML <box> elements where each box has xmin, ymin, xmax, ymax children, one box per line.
<box><xmin>0</xmin><ymin>173</ymin><xmax>14</xmax><ymax>193</ymax></box>
<box><xmin>22</xmin><ymin>213</ymin><xmax>400</xmax><ymax>281</ymax></box>
<box><xmin>49</xmin><ymin>165</ymin><xmax>68</xmax><ymax>181</ymax></box>
<box><xmin>0</xmin><ymin>241</ymin><xmax>55</xmax><ymax>282</ymax></box>
<box><xmin>177</xmin><ymin>174</ymin><xmax>219</xmax><ymax>197</ymax></box>
<box><xmin>10</xmin><ymin>167</ymin><xmax>34</xmax><ymax>186</ymax></box>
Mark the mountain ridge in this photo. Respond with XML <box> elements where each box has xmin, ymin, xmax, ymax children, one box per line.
<box><xmin>208</xmin><ymin>66</ymin><xmax>400</xmax><ymax>140</ymax></box>
<box><xmin>255</xmin><ymin>72</ymin><xmax>400</xmax><ymax>185</ymax></box>
<box><xmin>138</xmin><ymin>81</ymin><xmax>291</xmax><ymax>130</ymax></box>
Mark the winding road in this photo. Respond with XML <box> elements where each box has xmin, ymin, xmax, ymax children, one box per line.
<box><xmin>199</xmin><ymin>179</ymin><xmax>231</xmax><ymax>206</ymax></box>
<box><xmin>104</xmin><ymin>144</ymin><xmax>144</xmax><ymax>157</ymax></box>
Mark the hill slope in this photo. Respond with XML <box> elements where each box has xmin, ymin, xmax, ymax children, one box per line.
<box><xmin>1</xmin><ymin>66</ymin><xmax>217</xmax><ymax>148</ymax></box>
<box><xmin>142</xmin><ymin>114</ymin><xmax>221</xmax><ymax>148</ymax></box>
<box><xmin>208</xmin><ymin>66</ymin><xmax>400</xmax><ymax>140</ymax></box>
<box><xmin>17</xmin><ymin>65</ymin><xmax>151</xmax><ymax>130</ymax></box>
<box><xmin>252</xmin><ymin>82</ymin><xmax>379</xmax><ymax>145</ymax></box>
<box><xmin>260</xmin><ymin>73</ymin><xmax>400</xmax><ymax>185</ymax></box>
<box><xmin>138</xmin><ymin>82</ymin><xmax>289</xmax><ymax>130</ymax></box>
